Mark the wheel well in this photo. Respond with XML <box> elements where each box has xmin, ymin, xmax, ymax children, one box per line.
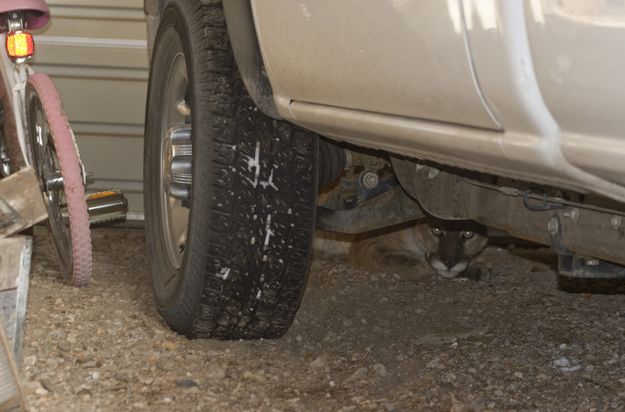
<box><xmin>144</xmin><ymin>0</ymin><xmax>281</xmax><ymax>120</ymax></box>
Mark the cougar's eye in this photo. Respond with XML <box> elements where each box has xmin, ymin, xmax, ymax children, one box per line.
<box><xmin>463</xmin><ymin>231</ymin><xmax>474</xmax><ymax>239</ymax></box>
<box><xmin>431</xmin><ymin>227</ymin><xmax>443</xmax><ymax>236</ymax></box>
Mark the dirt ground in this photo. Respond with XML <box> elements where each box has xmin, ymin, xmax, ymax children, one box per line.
<box><xmin>20</xmin><ymin>226</ymin><xmax>625</xmax><ymax>411</ymax></box>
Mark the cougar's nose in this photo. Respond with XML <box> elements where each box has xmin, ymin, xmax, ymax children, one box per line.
<box><xmin>443</xmin><ymin>257</ymin><xmax>456</xmax><ymax>270</ymax></box>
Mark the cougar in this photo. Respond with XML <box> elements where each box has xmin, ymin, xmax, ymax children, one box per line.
<box><xmin>314</xmin><ymin>218</ymin><xmax>488</xmax><ymax>278</ymax></box>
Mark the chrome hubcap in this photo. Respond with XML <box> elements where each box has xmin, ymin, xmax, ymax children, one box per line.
<box><xmin>159</xmin><ymin>52</ymin><xmax>192</xmax><ymax>271</ymax></box>
<box><xmin>167</xmin><ymin>125</ymin><xmax>192</xmax><ymax>202</ymax></box>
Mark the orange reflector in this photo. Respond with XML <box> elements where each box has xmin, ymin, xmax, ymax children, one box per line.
<box><xmin>6</xmin><ymin>32</ymin><xmax>34</xmax><ymax>59</ymax></box>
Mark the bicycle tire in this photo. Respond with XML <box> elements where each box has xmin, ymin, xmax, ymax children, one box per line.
<box><xmin>26</xmin><ymin>73</ymin><xmax>92</xmax><ymax>286</ymax></box>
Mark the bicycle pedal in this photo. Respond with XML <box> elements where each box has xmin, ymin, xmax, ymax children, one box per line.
<box><xmin>86</xmin><ymin>190</ymin><xmax>128</xmax><ymax>225</ymax></box>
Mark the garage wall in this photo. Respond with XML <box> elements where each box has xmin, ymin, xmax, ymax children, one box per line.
<box><xmin>33</xmin><ymin>0</ymin><xmax>148</xmax><ymax>218</ymax></box>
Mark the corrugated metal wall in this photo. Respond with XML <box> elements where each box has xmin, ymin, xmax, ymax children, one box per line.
<box><xmin>34</xmin><ymin>0</ymin><xmax>148</xmax><ymax>218</ymax></box>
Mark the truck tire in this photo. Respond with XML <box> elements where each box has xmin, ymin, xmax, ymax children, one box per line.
<box><xmin>144</xmin><ymin>0</ymin><xmax>318</xmax><ymax>339</ymax></box>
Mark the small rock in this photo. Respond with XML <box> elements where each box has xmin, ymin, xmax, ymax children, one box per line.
<box><xmin>35</xmin><ymin>387</ymin><xmax>49</xmax><ymax>396</ymax></box>
<box><xmin>373</xmin><ymin>363</ymin><xmax>388</xmax><ymax>377</ymax></box>
<box><xmin>347</xmin><ymin>367</ymin><xmax>368</xmax><ymax>382</ymax></box>
<box><xmin>76</xmin><ymin>388</ymin><xmax>92</xmax><ymax>397</ymax></box>
<box><xmin>310</xmin><ymin>357</ymin><xmax>325</xmax><ymax>369</ymax></box>
<box><xmin>513</xmin><ymin>371</ymin><xmax>524</xmax><ymax>379</ymax></box>
<box><xmin>25</xmin><ymin>381</ymin><xmax>48</xmax><ymax>397</ymax></box>
<box><xmin>449</xmin><ymin>393</ymin><xmax>474</xmax><ymax>412</ymax></box>
<box><xmin>207</xmin><ymin>368</ymin><xmax>226</xmax><ymax>380</ymax></box>
<box><xmin>243</xmin><ymin>371</ymin><xmax>266</xmax><ymax>383</ymax></box>
<box><xmin>23</xmin><ymin>355</ymin><xmax>37</xmax><ymax>368</ymax></box>
<box><xmin>426</xmin><ymin>358</ymin><xmax>442</xmax><ymax>369</ymax></box>
<box><xmin>552</xmin><ymin>356</ymin><xmax>582</xmax><ymax>372</ymax></box>
<box><xmin>82</xmin><ymin>360</ymin><xmax>98</xmax><ymax>369</ymax></box>
<box><xmin>175</xmin><ymin>379</ymin><xmax>198</xmax><ymax>388</ymax></box>
<box><xmin>383</xmin><ymin>403</ymin><xmax>396</xmax><ymax>411</ymax></box>
<box><xmin>161</xmin><ymin>341</ymin><xmax>178</xmax><ymax>351</ymax></box>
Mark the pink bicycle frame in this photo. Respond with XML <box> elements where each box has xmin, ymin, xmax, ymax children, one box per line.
<box><xmin>0</xmin><ymin>0</ymin><xmax>50</xmax><ymax>167</ymax></box>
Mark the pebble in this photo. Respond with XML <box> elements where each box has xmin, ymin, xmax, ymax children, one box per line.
<box><xmin>310</xmin><ymin>357</ymin><xmax>325</xmax><ymax>369</ymax></box>
<box><xmin>25</xmin><ymin>381</ymin><xmax>48</xmax><ymax>396</ymax></box>
<box><xmin>426</xmin><ymin>358</ymin><xmax>442</xmax><ymax>369</ymax></box>
<box><xmin>35</xmin><ymin>387</ymin><xmax>49</xmax><ymax>396</ymax></box>
<box><xmin>207</xmin><ymin>368</ymin><xmax>226</xmax><ymax>380</ymax></box>
<box><xmin>347</xmin><ymin>367</ymin><xmax>368</xmax><ymax>382</ymax></box>
<box><xmin>82</xmin><ymin>360</ymin><xmax>98</xmax><ymax>368</ymax></box>
<box><xmin>552</xmin><ymin>357</ymin><xmax>582</xmax><ymax>373</ymax></box>
<box><xmin>243</xmin><ymin>371</ymin><xmax>266</xmax><ymax>383</ymax></box>
<box><xmin>76</xmin><ymin>388</ymin><xmax>92</xmax><ymax>397</ymax></box>
<box><xmin>175</xmin><ymin>379</ymin><xmax>199</xmax><ymax>388</ymax></box>
<box><xmin>373</xmin><ymin>363</ymin><xmax>388</xmax><ymax>377</ymax></box>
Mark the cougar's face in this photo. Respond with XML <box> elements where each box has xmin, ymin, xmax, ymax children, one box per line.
<box><xmin>413</xmin><ymin>219</ymin><xmax>488</xmax><ymax>278</ymax></box>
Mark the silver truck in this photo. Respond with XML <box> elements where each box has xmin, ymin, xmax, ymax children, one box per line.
<box><xmin>142</xmin><ymin>0</ymin><xmax>625</xmax><ymax>339</ymax></box>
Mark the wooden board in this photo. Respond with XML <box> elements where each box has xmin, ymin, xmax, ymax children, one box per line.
<box><xmin>0</xmin><ymin>237</ymin><xmax>32</xmax><ymax>361</ymax></box>
<box><xmin>0</xmin><ymin>167</ymin><xmax>47</xmax><ymax>239</ymax></box>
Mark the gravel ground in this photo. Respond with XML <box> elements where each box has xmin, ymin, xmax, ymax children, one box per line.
<box><xmin>20</xmin><ymin>226</ymin><xmax>625</xmax><ymax>410</ymax></box>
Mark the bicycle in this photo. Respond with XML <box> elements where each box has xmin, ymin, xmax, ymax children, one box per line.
<box><xmin>0</xmin><ymin>0</ymin><xmax>92</xmax><ymax>286</ymax></box>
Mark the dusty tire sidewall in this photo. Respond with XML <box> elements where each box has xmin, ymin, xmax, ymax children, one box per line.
<box><xmin>144</xmin><ymin>4</ymin><xmax>212</xmax><ymax>334</ymax></box>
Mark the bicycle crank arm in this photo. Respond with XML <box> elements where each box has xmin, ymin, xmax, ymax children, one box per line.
<box><xmin>86</xmin><ymin>190</ymin><xmax>128</xmax><ymax>226</ymax></box>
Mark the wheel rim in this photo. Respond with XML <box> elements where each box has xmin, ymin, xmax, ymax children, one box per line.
<box><xmin>158</xmin><ymin>51</ymin><xmax>192</xmax><ymax>274</ymax></box>
<box><xmin>29</xmin><ymin>97</ymin><xmax>72</xmax><ymax>273</ymax></box>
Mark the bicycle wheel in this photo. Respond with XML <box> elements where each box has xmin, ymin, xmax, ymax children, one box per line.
<box><xmin>25</xmin><ymin>73</ymin><xmax>92</xmax><ymax>286</ymax></box>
